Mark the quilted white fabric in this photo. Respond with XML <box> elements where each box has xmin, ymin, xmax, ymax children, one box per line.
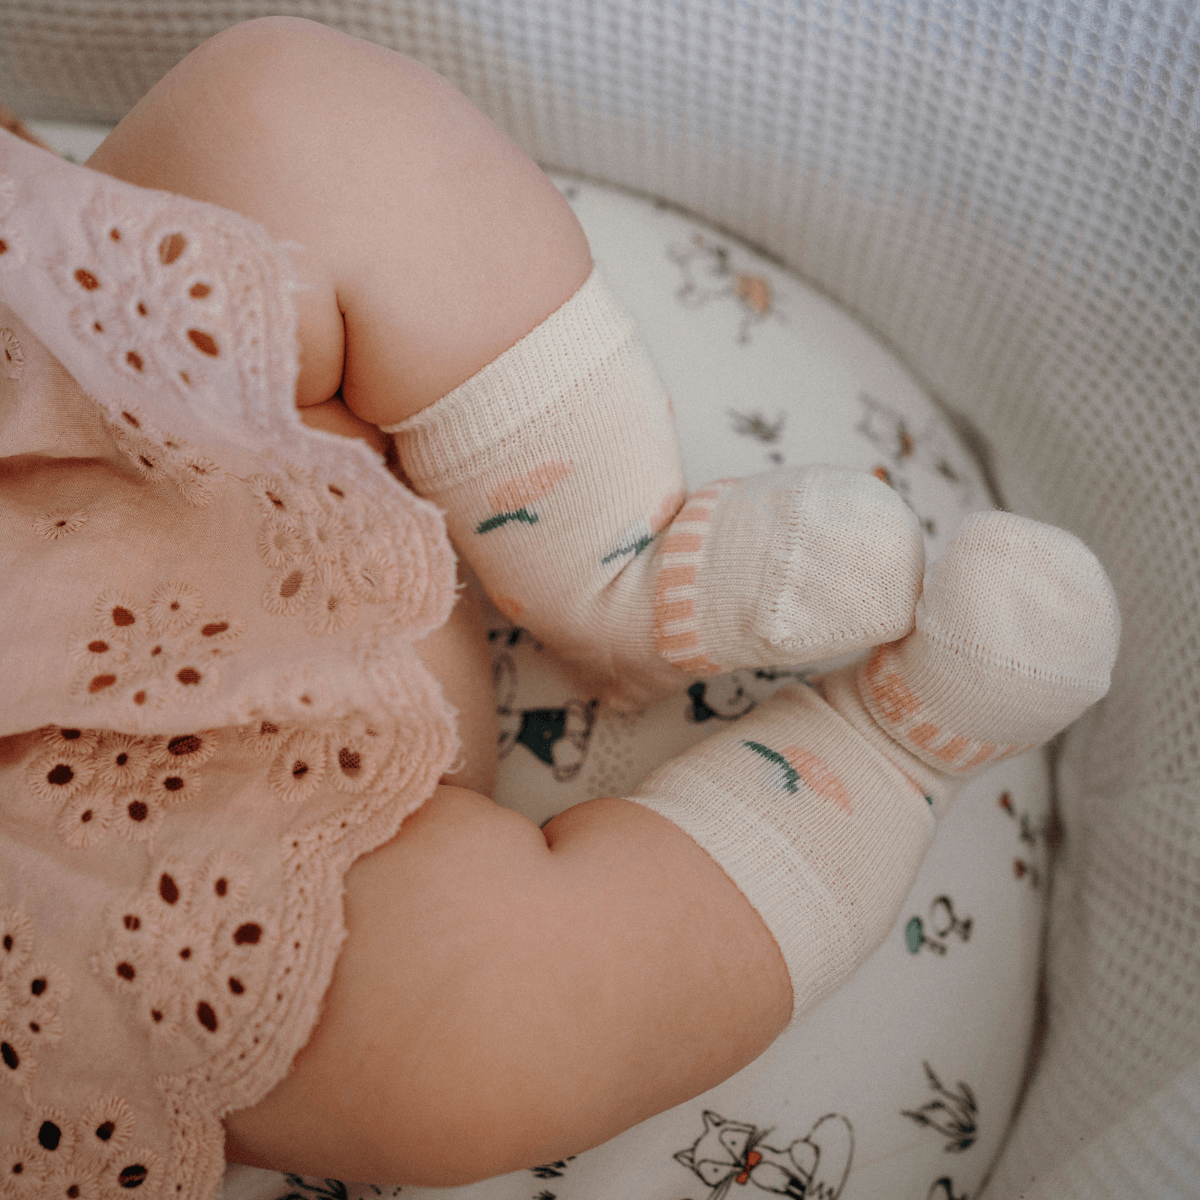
<box><xmin>3</xmin><ymin>1</ymin><xmax>1198</xmax><ymax>1197</ymax></box>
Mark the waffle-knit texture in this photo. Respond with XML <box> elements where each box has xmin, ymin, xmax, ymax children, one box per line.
<box><xmin>389</xmin><ymin>268</ymin><xmax>926</xmax><ymax>708</ymax></box>
<box><xmin>3</xmin><ymin>0</ymin><xmax>1198</xmax><ymax>1192</ymax></box>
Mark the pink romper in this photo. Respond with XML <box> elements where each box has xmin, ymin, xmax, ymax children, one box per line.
<box><xmin>0</xmin><ymin>129</ymin><xmax>458</xmax><ymax>1199</ymax></box>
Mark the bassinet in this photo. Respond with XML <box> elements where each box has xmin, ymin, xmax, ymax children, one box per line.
<box><xmin>2</xmin><ymin>1</ymin><xmax>1197</xmax><ymax>1196</ymax></box>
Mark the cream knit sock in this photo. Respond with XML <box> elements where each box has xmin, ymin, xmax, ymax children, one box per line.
<box><xmin>633</xmin><ymin>510</ymin><xmax>1119</xmax><ymax>1019</ymax></box>
<box><xmin>387</xmin><ymin>269</ymin><xmax>925</xmax><ymax>705</ymax></box>
<box><xmin>821</xmin><ymin>510</ymin><xmax>1121</xmax><ymax>816</ymax></box>
<box><xmin>632</xmin><ymin>684</ymin><xmax>937</xmax><ymax>1020</ymax></box>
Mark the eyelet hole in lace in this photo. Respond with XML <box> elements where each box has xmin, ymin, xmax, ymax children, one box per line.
<box><xmin>187</xmin><ymin>330</ymin><xmax>219</xmax><ymax>357</ymax></box>
<box><xmin>158</xmin><ymin>233</ymin><xmax>186</xmax><ymax>265</ymax></box>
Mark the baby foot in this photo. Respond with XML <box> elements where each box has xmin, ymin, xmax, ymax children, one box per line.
<box><xmin>652</xmin><ymin>466</ymin><xmax>926</xmax><ymax>677</ymax></box>
<box><xmin>632</xmin><ymin>511</ymin><xmax>1117</xmax><ymax>1020</ymax></box>
<box><xmin>821</xmin><ymin>510</ymin><xmax>1120</xmax><ymax>815</ymax></box>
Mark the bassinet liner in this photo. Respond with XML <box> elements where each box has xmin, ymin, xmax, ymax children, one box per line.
<box><xmin>0</xmin><ymin>129</ymin><xmax>458</xmax><ymax>1200</ymax></box>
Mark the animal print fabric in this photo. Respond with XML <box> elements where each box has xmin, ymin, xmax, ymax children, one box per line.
<box><xmin>0</xmin><ymin>129</ymin><xmax>458</xmax><ymax>1199</ymax></box>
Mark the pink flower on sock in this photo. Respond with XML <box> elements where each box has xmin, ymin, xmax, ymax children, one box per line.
<box><xmin>477</xmin><ymin>461</ymin><xmax>574</xmax><ymax>534</ymax></box>
<box><xmin>782</xmin><ymin>745</ymin><xmax>853</xmax><ymax>814</ymax></box>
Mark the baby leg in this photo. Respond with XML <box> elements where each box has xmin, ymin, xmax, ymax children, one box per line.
<box><xmin>82</xmin><ymin>19</ymin><xmax>794</xmax><ymax>1184</ymax></box>
<box><xmin>228</xmin><ymin>511</ymin><xmax>1118</xmax><ymax>1185</ymax></box>
<box><xmin>390</xmin><ymin>272</ymin><xmax>927</xmax><ymax>705</ymax></box>
<box><xmin>86</xmin><ymin>12</ymin><xmax>594</xmax><ymax>790</ymax></box>
<box><xmin>86</xmin><ymin>14</ymin><xmax>593</xmax><ymax>426</ymax></box>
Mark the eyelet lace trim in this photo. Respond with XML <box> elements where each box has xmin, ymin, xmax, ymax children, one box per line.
<box><xmin>0</xmin><ymin>909</ymin><xmax>70</xmax><ymax>1102</ymax></box>
<box><xmin>104</xmin><ymin>406</ymin><xmax>222</xmax><ymax>509</ymax></box>
<box><xmin>0</xmin><ymin>1092</ymin><xmax>161</xmax><ymax>1199</ymax></box>
<box><xmin>102</xmin><ymin>852</ymin><xmax>272</xmax><ymax>1066</ymax></box>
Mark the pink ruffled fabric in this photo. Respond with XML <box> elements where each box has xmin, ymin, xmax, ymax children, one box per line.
<box><xmin>0</xmin><ymin>129</ymin><xmax>458</xmax><ymax>1198</ymax></box>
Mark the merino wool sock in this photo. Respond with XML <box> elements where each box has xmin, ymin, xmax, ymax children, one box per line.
<box><xmin>387</xmin><ymin>269</ymin><xmax>926</xmax><ymax>704</ymax></box>
<box><xmin>634</xmin><ymin>510</ymin><xmax>1120</xmax><ymax>1018</ymax></box>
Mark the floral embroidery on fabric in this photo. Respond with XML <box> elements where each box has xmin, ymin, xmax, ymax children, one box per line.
<box><xmin>0</xmin><ymin>908</ymin><xmax>70</xmax><ymax>1101</ymax></box>
<box><xmin>242</xmin><ymin>715</ymin><xmax>404</xmax><ymax>801</ymax></box>
<box><xmin>58</xmin><ymin>188</ymin><xmax>225</xmax><ymax>403</ymax></box>
<box><xmin>105</xmin><ymin>407</ymin><xmax>221</xmax><ymax>509</ymax></box>
<box><xmin>32</xmin><ymin>509</ymin><xmax>88</xmax><ymax>540</ymax></box>
<box><xmin>249</xmin><ymin>464</ymin><xmax>430</xmax><ymax>633</ymax></box>
<box><xmin>70</xmin><ymin>586</ymin><xmax>244</xmax><ymax>714</ymax></box>
<box><xmin>0</xmin><ymin>326</ymin><xmax>22</xmax><ymax>379</ymax></box>
<box><xmin>102</xmin><ymin>853</ymin><xmax>272</xmax><ymax>1065</ymax></box>
<box><xmin>0</xmin><ymin>1093</ymin><xmax>161</xmax><ymax>1199</ymax></box>
<box><xmin>25</xmin><ymin>727</ymin><xmax>217</xmax><ymax>849</ymax></box>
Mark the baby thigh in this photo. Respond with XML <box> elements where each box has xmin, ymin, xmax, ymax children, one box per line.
<box><xmin>86</xmin><ymin>15</ymin><xmax>592</xmax><ymax>422</ymax></box>
<box><xmin>221</xmin><ymin>785</ymin><xmax>791</xmax><ymax>1187</ymax></box>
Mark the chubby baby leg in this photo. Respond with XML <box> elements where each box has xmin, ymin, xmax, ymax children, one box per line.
<box><xmin>86</xmin><ymin>14</ymin><xmax>592</xmax><ymax>426</ymax></box>
<box><xmin>86</xmin><ymin>12</ymin><xmax>593</xmax><ymax>794</ymax></box>
<box><xmin>226</xmin><ymin>512</ymin><xmax>1118</xmax><ymax>1184</ymax></box>
<box><xmin>223</xmin><ymin>784</ymin><xmax>794</xmax><ymax>1186</ymax></box>
<box><xmin>84</xmin><ymin>16</ymin><xmax>793</xmax><ymax>1185</ymax></box>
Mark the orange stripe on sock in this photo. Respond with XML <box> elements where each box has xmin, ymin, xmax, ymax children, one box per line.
<box><xmin>908</xmin><ymin>722</ymin><xmax>940</xmax><ymax>749</ymax></box>
<box><xmin>657</xmin><ymin>630</ymin><xmax>701</xmax><ymax>653</ymax></box>
<box><xmin>658</xmin><ymin>597</ymin><xmax>695</xmax><ymax>624</ymax></box>
<box><xmin>961</xmin><ymin>743</ymin><xmax>997</xmax><ymax>770</ymax></box>
<box><xmin>783</xmin><ymin>745</ymin><xmax>853</xmax><ymax>813</ymax></box>
<box><xmin>675</xmin><ymin>505</ymin><xmax>713</xmax><ymax>524</ymax></box>
<box><xmin>864</xmin><ymin>646</ymin><xmax>923</xmax><ymax>723</ymax></box>
<box><xmin>932</xmin><ymin>735</ymin><xmax>971</xmax><ymax>764</ymax></box>
<box><xmin>651</xmin><ymin>489</ymin><xmax>687</xmax><ymax>533</ymax></box>
<box><xmin>689</xmin><ymin>488</ymin><xmax>722</xmax><ymax>501</ymax></box>
<box><xmin>868</xmin><ymin>673</ymin><xmax>922</xmax><ymax>725</ymax></box>
<box><xmin>656</xmin><ymin>564</ymin><xmax>697</xmax><ymax>593</ymax></box>
<box><xmin>661</xmin><ymin>532</ymin><xmax>704</xmax><ymax>554</ymax></box>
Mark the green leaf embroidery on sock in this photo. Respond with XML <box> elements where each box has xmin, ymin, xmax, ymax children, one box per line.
<box><xmin>476</xmin><ymin>508</ymin><xmax>539</xmax><ymax>535</ymax></box>
<box><xmin>600</xmin><ymin>533</ymin><xmax>654</xmax><ymax>565</ymax></box>
<box><xmin>743</xmin><ymin>740</ymin><xmax>800</xmax><ymax>794</ymax></box>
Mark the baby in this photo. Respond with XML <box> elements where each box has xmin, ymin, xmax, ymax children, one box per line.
<box><xmin>3</xmin><ymin>15</ymin><xmax>1118</xmax><ymax>1194</ymax></box>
